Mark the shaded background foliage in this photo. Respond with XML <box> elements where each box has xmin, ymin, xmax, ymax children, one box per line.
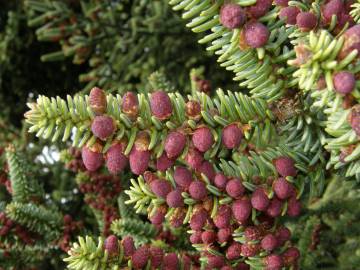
<box><xmin>0</xmin><ymin>0</ymin><xmax>82</xmax><ymax>126</ymax></box>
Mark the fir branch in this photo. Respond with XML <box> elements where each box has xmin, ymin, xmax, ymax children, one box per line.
<box><xmin>351</xmin><ymin>0</ymin><xmax>360</xmax><ymax>24</ymax></box>
<box><xmin>148</xmin><ymin>71</ymin><xmax>176</xmax><ymax>93</ymax></box>
<box><xmin>5</xmin><ymin>145</ymin><xmax>44</xmax><ymax>202</ymax></box>
<box><xmin>5</xmin><ymin>202</ymin><xmax>63</xmax><ymax>241</ymax></box>
<box><xmin>168</xmin><ymin>0</ymin><xmax>292</xmax><ymax>101</ymax></box>
<box><xmin>110</xmin><ymin>218</ymin><xmax>157</xmax><ymax>246</ymax></box>
<box><xmin>295</xmin><ymin>215</ymin><xmax>322</xmax><ymax>269</ymax></box>
<box><xmin>117</xmin><ymin>193</ymin><xmax>137</xmax><ymax>219</ymax></box>
<box><xmin>64</xmin><ymin>235</ymin><xmax>197</xmax><ymax>270</ymax></box>
<box><xmin>64</xmin><ymin>236</ymin><xmax>111</xmax><ymax>270</ymax></box>
<box><xmin>169</xmin><ymin>0</ymin><xmax>360</xmax><ymax>180</ymax></box>
<box><xmin>0</xmin><ymin>244</ymin><xmax>55</xmax><ymax>269</ymax></box>
<box><xmin>24</xmin><ymin>90</ymin><xmax>274</xmax><ymax>150</ymax></box>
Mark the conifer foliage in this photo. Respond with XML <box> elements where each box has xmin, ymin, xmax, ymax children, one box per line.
<box><xmin>1</xmin><ymin>0</ymin><xmax>360</xmax><ymax>269</ymax></box>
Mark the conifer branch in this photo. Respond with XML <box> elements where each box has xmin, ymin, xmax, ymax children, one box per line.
<box><xmin>24</xmin><ymin>89</ymin><xmax>276</xmax><ymax>151</ymax></box>
<box><xmin>5</xmin><ymin>145</ymin><xmax>44</xmax><ymax>202</ymax></box>
<box><xmin>169</xmin><ymin>0</ymin><xmax>360</xmax><ymax>180</ymax></box>
<box><xmin>110</xmin><ymin>218</ymin><xmax>157</xmax><ymax>246</ymax></box>
<box><xmin>5</xmin><ymin>202</ymin><xmax>63</xmax><ymax>241</ymax></box>
<box><xmin>64</xmin><ymin>235</ymin><xmax>198</xmax><ymax>269</ymax></box>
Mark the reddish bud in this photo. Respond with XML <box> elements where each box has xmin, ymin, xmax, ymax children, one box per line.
<box><xmin>273</xmin><ymin>178</ymin><xmax>294</xmax><ymax>199</ymax></box>
<box><xmin>317</xmin><ymin>76</ymin><xmax>327</xmax><ymax>89</ymax></box>
<box><xmin>264</xmin><ymin>254</ymin><xmax>283</xmax><ymax>270</ymax></box>
<box><xmin>292</xmin><ymin>44</ymin><xmax>313</xmax><ymax>66</ymax></box>
<box><xmin>104</xmin><ymin>235</ymin><xmax>118</xmax><ymax>255</ymax></box>
<box><xmin>182</xmin><ymin>255</ymin><xmax>193</xmax><ymax>270</ymax></box>
<box><xmin>134</xmin><ymin>131</ymin><xmax>150</xmax><ymax>152</ymax></box>
<box><xmin>166</xmin><ymin>189</ymin><xmax>184</xmax><ymax>208</ymax></box>
<box><xmin>226</xmin><ymin>242</ymin><xmax>242</xmax><ymax>260</ymax></box>
<box><xmin>132</xmin><ymin>246</ymin><xmax>150</xmax><ymax>269</ymax></box>
<box><xmin>198</xmin><ymin>161</ymin><xmax>215</xmax><ymax>182</ymax></box>
<box><xmin>274</xmin><ymin>156</ymin><xmax>297</xmax><ymax>177</ymax></box>
<box><xmin>190</xmin><ymin>208</ymin><xmax>208</xmax><ymax>230</ymax></box>
<box><xmin>122</xmin><ymin>92</ymin><xmax>139</xmax><ymax>118</ymax></box>
<box><xmin>247</xmin><ymin>0</ymin><xmax>273</xmax><ymax>19</ymax></box>
<box><xmin>81</xmin><ymin>146</ymin><xmax>103</xmax><ymax>172</ymax></box>
<box><xmin>339</xmin><ymin>145</ymin><xmax>355</xmax><ymax>162</ymax></box>
<box><xmin>163</xmin><ymin>253</ymin><xmax>179</xmax><ymax>269</ymax></box>
<box><xmin>144</xmin><ymin>171</ymin><xmax>157</xmax><ymax>184</ymax></box>
<box><xmin>226</xmin><ymin>178</ymin><xmax>245</xmax><ymax>198</ymax></box>
<box><xmin>192</xmin><ymin>127</ymin><xmax>214</xmax><ymax>152</ymax></box>
<box><xmin>220</xmin><ymin>4</ymin><xmax>246</xmax><ymax>29</ymax></box>
<box><xmin>207</xmin><ymin>255</ymin><xmax>226</xmax><ymax>268</ymax></box>
<box><xmin>149</xmin><ymin>210</ymin><xmax>165</xmax><ymax>225</ymax></box>
<box><xmin>217</xmin><ymin>227</ymin><xmax>232</xmax><ymax>243</ymax></box>
<box><xmin>214</xmin><ymin>205</ymin><xmax>232</xmax><ymax>229</ymax></box>
<box><xmin>91</xmin><ymin>115</ymin><xmax>115</xmax><ymax>140</ymax></box>
<box><xmin>129</xmin><ymin>148</ymin><xmax>150</xmax><ymax>175</ymax></box>
<box><xmin>105</xmin><ymin>143</ymin><xmax>128</xmax><ymax>174</ymax></box>
<box><xmin>174</xmin><ymin>166</ymin><xmax>193</xmax><ymax>189</ymax></box>
<box><xmin>232</xmin><ymin>197</ymin><xmax>252</xmax><ymax>222</ymax></box>
<box><xmin>333</xmin><ymin>71</ymin><xmax>356</xmax><ymax>94</ymax></box>
<box><xmin>190</xmin><ymin>231</ymin><xmax>202</xmax><ymax>244</ymax></box>
<box><xmin>89</xmin><ymin>87</ymin><xmax>107</xmax><ymax>114</ymax></box>
<box><xmin>251</xmin><ymin>188</ymin><xmax>270</xmax><ymax>211</ymax></box>
<box><xmin>283</xmin><ymin>247</ymin><xmax>300</xmax><ymax>266</ymax></box>
<box><xmin>164</xmin><ymin>131</ymin><xmax>186</xmax><ymax>158</ymax></box>
<box><xmin>156</xmin><ymin>153</ymin><xmax>175</xmax><ymax>172</ymax></box>
<box><xmin>261</xmin><ymin>234</ymin><xmax>278</xmax><ymax>251</ymax></box>
<box><xmin>189</xmin><ymin>181</ymin><xmax>207</xmax><ymax>200</ymax></box>
<box><xmin>279</xmin><ymin>6</ymin><xmax>300</xmax><ymax>25</ymax></box>
<box><xmin>201</xmin><ymin>230</ymin><xmax>216</xmax><ymax>244</ymax></box>
<box><xmin>150</xmin><ymin>179</ymin><xmax>172</xmax><ymax>199</ymax></box>
<box><xmin>197</xmin><ymin>79</ymin><xmax>211</xmax><ymax>94</ymax></box>
<box><xmin>244</xmin><ymin>226</ymin><xmax>261</xmax><ymax>241</ymax></box>
<box><xmin>150</xmin><ymin>91</ymin><xmax>172</xmax><ymax>120</ymax></box>
<box><xmin>185</xmin><ymin>100</ymin><xmax>201</xmax><ymax>119</ymax></box>
<box><xmin>322</xmin><ymin>0</ymin><xmax>344</xmax><ymax>23</ymax></box>
<box><xmin>339</xmin><ymin>25</ymin><xmax>360</xmax><ymax>59</ymax></box>
<box><xmin>214</xmin><ymin>173</ymin><xmax>228</xmax><ymax>190</ymax></box>
<box><xmin>336</xmin><ymin>12</ymin><xmax>355</xmax><ymax>30</ymax></box>
<box><xmin>244</xmin><ymin>22</ymin><xmax>270</xmax><ymax>48</ymax></box>
<box><xmin>185</xmin><ymin>148</ymin><xmax>204</xmax><ymax>170</ymax></box>
<box><xmin>287</xmin><ymin>197</ymin><xmax>301</xmax><ymax>217</ymax></box>
<box><xmin>241</xmin><ymin>243</ymin><xmax>259</xmax><ymax>257</ymax></box>
<box><xmin>150</xmin><ymin>246</ymin><xmax>164</xmax><ymax>268</ymax></box>
<box><xmin>276</xmin><ymin>226</ymin><xmax>291</xmax><ymax>246</ymax></box>
<box><xmin>122</xmin><ymin>236</ymin><xmax>135</xmax><ymax>257</ymax></box>
<box><xmin>266</xmin><ymin>197</ymin><xmax>283</xmax><ymax>218</ymax></box>
<box><xmin>222</xmin><ymin>123</ymin><xmax>243</xmax><ymax>149</ymax></box>
<box><xmin>296</xmin><ymin>12</ymin><xmax>317</xmax><ymax>31</ymax></box>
